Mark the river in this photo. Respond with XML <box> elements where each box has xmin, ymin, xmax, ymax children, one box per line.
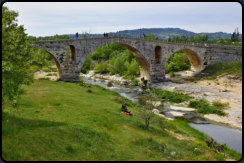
<box><xmin>81</xmin><ymin>76</ymin><xmax>242</xmax><ymax>154</ymax></box>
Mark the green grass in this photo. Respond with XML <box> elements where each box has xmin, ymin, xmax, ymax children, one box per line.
<box><xmin>188</xmin><ymin>98</ymin><xmax>229</xmax><ymax>116</ymax></box>
<box><xmin>202</xmin><ymin>60</ymin><xmax>242</xmax><ymax>77</ymax></box>
<box><xmin>169</xmin><ymin>72</ymin><xmax>182</xmax><ymax>77</ymax></box>
<box><xmin>2</xmin><ymin>80</ymin><xmax>241</xmax><ymax>161</ymax></box>
<box><xmin>151</xmin><ymin>88</ymin><xmax>194</xmax><ymax>103</ymax></box>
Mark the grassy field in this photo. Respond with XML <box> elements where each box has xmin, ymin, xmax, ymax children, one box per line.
<box><xmin>2</xmin><ymin>79</ymin><xmax>241</xmax><ymax>161</ymax></box>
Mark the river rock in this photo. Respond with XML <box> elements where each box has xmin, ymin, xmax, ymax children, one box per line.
<box><xmin>120</xmin><ymin>80</ymin><xmax>128</xmax><ymax>85</ymax></box>
<box><xmin>139</xmin><ymin>80</ymin><xmax>145</xmax><ymax>87</ymax></box>
<box><xmin>226</xmin><ymin>75</ymin><xmax>241</xmax><ymax>79</ymax></box>
<box><xmin>106</xmin><ymin>80</ymin><xmax>113</xmax><ymax>87</ymax></box>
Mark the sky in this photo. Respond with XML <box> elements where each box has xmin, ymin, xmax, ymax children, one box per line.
<box><xmin>3</xmin><ymin>2</ymin><xmax>242</xmax><ymax>37</ymax></box>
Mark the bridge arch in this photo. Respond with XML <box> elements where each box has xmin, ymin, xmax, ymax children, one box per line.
<box><xmin>116</xmin><ymin>42</ymin><xmax>150</xmax><ymax>80</ymax></box>
<box><xmin>80</xmin><ymin>42</ymin><xmax>151</xmax><ymax>80</ymax></box>
<box><xmin>165</xmin><ymin>48</ymin><xmax>203</xmax><ymax>73</ymax></box>
<box><xmin>31</xmin><ymin>48</ymin><xmax>62</xmax><ymax>78</ymax></box>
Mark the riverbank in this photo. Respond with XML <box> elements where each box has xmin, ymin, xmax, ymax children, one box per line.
<box><xmin>2</xmin><ymin>79</ymin><xmax>241</xmax><ymax>161</ymax></box>
<box><xmin>79</xmin><ymin>70</ymin><xmax>242</xmax><ymax>130</ymax></box>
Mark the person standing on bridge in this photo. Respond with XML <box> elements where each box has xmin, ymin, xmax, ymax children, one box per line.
<box><xmin>76</xmin><ymin>32</ymin><xmax>78</xmax><ymax>39</ymax></box>
<box><xmin>104</xmin><ymin>32</ymin><xmax>105</xmax><ymax>37</ymax></box>
<box><xmin>143</xmin><ymin>33</ymin><xmax>145</xmax><ymax>39</ymax></box>
<box><xmin>156</xmin><ymin>35</ymin><xmax>158</xmax><ymax>40</ymax></box>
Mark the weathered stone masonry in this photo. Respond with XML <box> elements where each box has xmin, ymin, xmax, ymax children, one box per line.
<box><xmin>32</xmin><ymin>37</ymin><xmax>242</xmax><ymax>82</ymax></box>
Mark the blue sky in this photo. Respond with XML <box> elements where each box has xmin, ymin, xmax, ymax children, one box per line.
<box><xmin>3</xmin><ymin>2</ymin><xmax>242</xmax><ymax>37</ymax></box>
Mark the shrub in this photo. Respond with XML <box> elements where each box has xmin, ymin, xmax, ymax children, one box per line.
<box><xmin>212</xmin><ymin>99</ymin><xmax>229</xmax><ymax>109</ymax></box>
<box><xmin>46</xmin><ymin>73</ymin><xmax>53</xmax><ymax>76</ymax></box>
<box><xmin>49</xmin><ymin>67</ymin><xmax>57</xmax><ymax>72</ymax></box>
<box><xmin>28</xmin><ymin>66</ymin><xmax>40</xmax><ymax>72</ymax></box>
<box><xmin>170</xmin><ymin>72</ymin><xmax>176</xmax><ymax>77</ymax></box>
<box><xmin>38</xmin><ymin>78</ymin><xmax>49</xmax><ymax>80</ymax></box>
<box><xmin>188</xmin><ymin>98</ymin><xmax>227</xmax><ymax>115</ymax></box>
<box><xmin>93</xmin><ymin>60</ymin><xmax>109</xmax><ymax>74</ymax></box>
<box><xmin>42</xmin><ymin>67</ymin><xmax>51</xmax><ymax>72</ymax></box>
<box><xmin>87</xmin><ymin>89</ymin><xmax>92</xmax><ymax>93</ymax></box>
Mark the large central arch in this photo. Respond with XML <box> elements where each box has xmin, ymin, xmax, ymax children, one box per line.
<box><xmin>115</xmin><ymin>42</ymin><xmax>150</xmax><ymax>80</ymax></box>
<box><xmin>82</xmin><ymin>42</ymin><xmax>151</xmax><ymax>80</ymax></box>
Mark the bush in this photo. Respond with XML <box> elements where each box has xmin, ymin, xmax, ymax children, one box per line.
<box><xmin>42</xmin><ymin>67</ymin><xmax>51</xmax><ymax>72</ymax></box>
<box><xmin>93</xmin><ymin>60</ymin><xmax>109</xmax><ymax>74</ymax></box>
<box><xmin>38</xmin><ymin>78</ymin><xmax>49</xmax><ymax>80</ymax></box>
<box><xmin>212</xmin><ymin>99</ymin><xmax>229</xmax><ymax>109</ymax></box>
<box><xmin>188</xmin><ymin>98</ymin><xmax>209</xmax><ymax>109</ymax></box>
<box><xmin>188</xmin><ymin>98</ymin><xmax>227</xmax><ymax>115</ymax></box>
<box><xmin>87</xmin><ymin>89</ymin><xmax>92</xmax><ymax>93</ymax></box>
<box><xmin>170</xmin><ymin>72</ymin><xmax>176</xmax><ymax>77</ymax></box>
<box><xmin>114</xmin><ymin>57</ymin><xmax>126</xmax><ymax>75</ymax></box>
<box><xmin>49</xmin><ymin>67</ymin><xmax>57</xmax><ymax>72</ymax></box>
<box><xmin>153</xmin><ymin>88</ymin><xmax>193</xmax><ymax>103</ymax></box>
<box><xmin>28</xmin><ymin>66</ymin><xmax>40</xmax><ymax>72</ymax></box>
<box><xmin>124</xmin><ymin>58</ymin><xmax>140</xmax><ymax>76</ymax></box>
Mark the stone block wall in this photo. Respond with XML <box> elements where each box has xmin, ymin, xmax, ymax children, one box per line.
<box><xmin>32</xmin><ymin>37</ymin><xmax>242</xmax><ymax>83</ymax></box>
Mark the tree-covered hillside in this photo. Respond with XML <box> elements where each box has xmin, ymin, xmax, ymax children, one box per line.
<box><xmin>65</xmin><ymin>28</ymin><xmax>242</xmax><ymax>41</ymax></box>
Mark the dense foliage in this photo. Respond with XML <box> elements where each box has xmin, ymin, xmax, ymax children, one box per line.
<box><xmin>165</xmin><ymin>51</ymin><xmax>191</xmax><ymax>73</ymax></box>
<box><xmin>81</xmin><ymin>43</ymin><xmax>141</xmax><ymax>78</ymax></box>
<box><xmin>2</xmin><ymin>6</ymin><xmax>34</xmax><ymax>107</ymax></box>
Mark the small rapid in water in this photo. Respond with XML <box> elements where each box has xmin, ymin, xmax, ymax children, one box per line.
<box><xmin>82</xmin><ymin>76</ymin><xmax>242</xmax><ymax>154</ymax></box>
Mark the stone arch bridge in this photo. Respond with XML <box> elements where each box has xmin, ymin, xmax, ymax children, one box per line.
<box><xmin>32</xmin><ymin>37</ymin><xmax>242</xmax><ymax>82</ymax></box>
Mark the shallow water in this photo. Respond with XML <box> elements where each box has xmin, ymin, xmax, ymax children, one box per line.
<box><xmin>82</xmin><ymin>76</ymin><xmax>242</xmax><ymax>154</ymax></box>
<box><xmin>189</xmin><ymin>123</ymin><xmax>242</xmax><ymax>154</ymax></box>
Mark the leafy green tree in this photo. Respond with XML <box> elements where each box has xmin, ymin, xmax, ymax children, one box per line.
<box><xmin>81</xmin><ymin>55</ymin><xmax>92</xmax><ymax>73</ymax></box>
<box><xmin>124</xmin><ymin>58</ymin><xmax>140</xmax><ymax>76</ymax></box>
<box><xmin>136</xmin><ymin>90</ymin><xmax>162</xmax><ymax>127</ymax></box>
<box><xmin>125</xmin><ymin>49</ymin><xmax>134</xmax><ymax>63</ymax></box>
<box><xmin>114</xmin><ymin>57</ymin><xmax>126</xmax><ymax>75</ymax></box>
<box><xmin>2</xmin><ymin>6</ymin><xmax>34</xmax><ymax>107</ymax></box>
<box><xmin>93</xmin><ymin>60</ymin><xmax>109</xmax><ymax>74</ymax></box>
<box><xmin>145</xmin><ymin>33</ymin><xmax>155</xmax><ymax>40</ymax></box>
<box><xmin>30</xmin><ymin>48</ymin><xmax>51</xmax><ymax>66</ymax></box>
<box><xmin>231</xmin><ymin>31</ymin><xmax>236</xmax><ymax>42</ymax></box>
<box><xmin>168</xmin><ymin>36</ymin><xmax>172</xmax><ymax>42</ymax></box>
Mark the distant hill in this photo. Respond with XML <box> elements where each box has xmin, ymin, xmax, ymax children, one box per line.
<box><xmin>66</xmin><ymin>28</ymin><xmax>242</xmax><ymax>41</ymax></box>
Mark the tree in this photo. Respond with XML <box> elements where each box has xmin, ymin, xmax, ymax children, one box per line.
<box><xmin>82</xmin><ymin>28</ymin><xmax>92</xmax><ymax>38</ymax></box>
<box><xmin>136</xmin><ymin>90</ymin><xmax>162</xmax><ymax>127</ymax></box>
<box><xmin>2</xmin><ymin>6</ymin><xmax>34</xmax><ymax>107</ymax></box>
<box><xmin>114</xmin><ymin>57</ymin><xmax>126</xmax><ymax>75</ymax></box>
<box><xmin>231</xmin><ymin>29</ymin><xmax>236</xmax><ymax>42</ymax></box>
<box><xmin>168</xmin><ymin>36</ymin><xmax>172</xmax><ymax>42</ymax></box>
<box><xmin>145</xmin><ymin>33</ymin><xmax>155</xmax><ymax>40</ymax></box>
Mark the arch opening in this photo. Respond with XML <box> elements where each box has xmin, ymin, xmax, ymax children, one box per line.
<box><xmin>66</xmin><ymin>45</ymin><xmax>76</xmax><ymax>61</ymax></box>
<box><xmin>31</xmin><ymin>48</ymin><xmax>61</xmax><ymax>79</ymax></box>
<box><xmin>115</xmin><ymin>42</ymin><xmax>150</xmax><ymax>80</ymax></box>
<box><xmin>154</xmin><ymin>46</ymin><xmax>161</xmax><ymax>63</ymax></box>
<box><xmin>79</xmin><ymin>42</ymin><xmax>151</xmax><ymax>81</ymax></box>
<box><xmin>164</xmin><ymin>49</ymin><xmax>202</xmax><ymax>79</ymax></box>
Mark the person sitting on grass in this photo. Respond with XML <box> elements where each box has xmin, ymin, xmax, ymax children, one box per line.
<box><xmin>121</xmin><ymin>104</ymin><xmax>133</xmax><ymax>116</ymax></box>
